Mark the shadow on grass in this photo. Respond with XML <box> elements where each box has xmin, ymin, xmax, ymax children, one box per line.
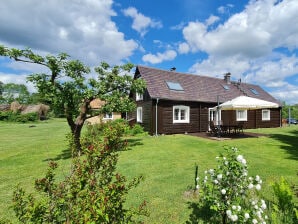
<box><xmin>43</xmin><ymin>138</ymin><xmax>143</xmax><ymax>161</ymax></box>
<box><xmin>126</xmin><ymin>138</ymin><xmax>143</xmax><ymax>148</ymax></box>
<box><xmin>269</xmin><ymin>129</ymin><xmax>298</xmax><ymax>160</ymax></box>
<box><xmin>44</xmin><ymin>148</ymin><xmax>72</xmax><ymax>161</ymax></box>
<box><xmin>186</xmin><ymin>202</ymin><xmax>217</xmax><ymax>224</ymax></box>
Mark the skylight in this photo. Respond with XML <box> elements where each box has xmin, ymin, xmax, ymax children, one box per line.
<box><xmin>166</xmin><ymin>81</ymin><xmax>184</xmax><ymax>91</ymax></box>
<box><xmin>250</xmin><ymin>88</ymin><xmax>259</xmax><ymax>95</ymax></box>
<box><xmin>221</xmin><ymin>84</ymin><xmax>230</xmax><ymax>90</ymax></box>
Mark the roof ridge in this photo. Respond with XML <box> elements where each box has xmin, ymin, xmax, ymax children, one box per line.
<box><xmin>136</xmin><ymin>65</ymin><xmax>229</xmax><ymax>82</ymax></box>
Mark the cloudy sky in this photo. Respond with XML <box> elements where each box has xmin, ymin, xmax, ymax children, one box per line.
<box><xmin>0</xmin><ymin>0</ymin><xmax>298</xmax><ymax>104</ymax></box>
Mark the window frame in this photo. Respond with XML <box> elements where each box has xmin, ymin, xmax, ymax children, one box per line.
<box><xmin>136</xmin><ymin>92</ymin><xmax>143</xmax><ymax>101</ymax></box>
<box><xmin>236</xmin><ymin>110</ymin><xmax>247</xmax><ymax>121</ymax></box>
<box><xmin>173</xmin><ymin>105</ymin><xmax>190</xmax><ymax>123</ymax></box>
<box><xmin>137</xmin><ymin>107</ymin><xmax>143</xmax><ymax>123</ymax></box>
<box><xmin>262</xmin><ymin>109</ymin><xmax>270</xmax><ymax>121</ymax></box>
<box><xmin>103</xmin><ymin>112</ymin><xmax>113</xmax><ymax>120</ymax></box>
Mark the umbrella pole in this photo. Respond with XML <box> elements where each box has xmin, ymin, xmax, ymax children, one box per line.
<box><xmin>217</xmin><ymin>96</ymin><xmax>221</xmax><ymax>138</ymax></box>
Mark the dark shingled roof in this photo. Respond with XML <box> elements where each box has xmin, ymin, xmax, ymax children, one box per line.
<box><xmin>135</xmin><ymin>65</ymin><xmax>280</xmax><ymax>104</ymax></box>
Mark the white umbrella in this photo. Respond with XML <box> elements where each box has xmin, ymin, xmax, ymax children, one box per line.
<box><xmin>214</xmin><ymin>96</ymin><xmax>279</xmax><ymax>110</ymax></box>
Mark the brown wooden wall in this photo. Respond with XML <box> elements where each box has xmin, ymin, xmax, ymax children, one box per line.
<box><xmin>221</xmin><ymin>108</ymin><xmax>281</xmax><ymax>129</ymax></box>
<box><xmin>132</xmin><ymin>93</ymin><xmax>281</xmax><ymax>135</ymax></box>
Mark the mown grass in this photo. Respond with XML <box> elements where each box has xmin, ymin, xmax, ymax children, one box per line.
<box><xmin>0</xmin><ymin>119</ymin><xmax>297</xmax><ymax>223</ymax></box>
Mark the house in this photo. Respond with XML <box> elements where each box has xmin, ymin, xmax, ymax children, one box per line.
<box><xmin>85</xmin><ymin>99</ymin><xmax>122</xmax><ymax>124</ymax></box>
<box><xmin>130</xmin><ymin>65</ymin><xmax>282</xmax><ymax>135</ymax></box>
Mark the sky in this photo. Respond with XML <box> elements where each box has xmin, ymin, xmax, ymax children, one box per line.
<box><xmin>0</xmin><ymin>0</ymin><xmax>298</xmax><ymax>104</ymax></box>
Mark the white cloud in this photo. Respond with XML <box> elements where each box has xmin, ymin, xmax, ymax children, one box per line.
<box><xmin>178</xmin><ymin>43</ymin><xmax>190</xmax><ymax>54</ymax></box>
<box><xmin>142</xmin><ymin>50</ymin><xmax>177</xmax><ymax>64</ymax></box>
<box><xmin>123</xmin><ymin>7</ymin><xmax>162</xmax><ymax>37</ymax></box>
<box><xmin>205</xmin><ymin>15</ymin><xmax>220</xmax><ymax>26</ymax></box>
<box><xmin>0</xmin><ymin>72</ymin><xmax>37</xmax><ymax>93</ymax></box>
<box><xmin>0</xmin><ymin>0</ymin><xmax>138</xmax><ymax>66</ymax></box>
<box><xmin>181</xmin><ymin>0</ymin><xmax>298</xmax><ymax>58</ymax></box>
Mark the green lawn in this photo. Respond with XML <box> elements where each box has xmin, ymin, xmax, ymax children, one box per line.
<box><xmin>1</xmin><ymin>119</ymin><xmax>297</xmax><ymax>223</ymax></box>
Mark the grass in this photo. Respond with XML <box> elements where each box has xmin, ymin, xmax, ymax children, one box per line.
<box><xmin>0</xmin><ymin>119</ymin><xmax>297</xmax><ymax>223</ymax></box>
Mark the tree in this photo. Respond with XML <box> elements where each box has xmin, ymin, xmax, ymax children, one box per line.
<box><xmin>0</xmin><ymin>45</ymin><xmax>145</xmax><ymax>154</ymax></box>
<box><xmin>0</xmin><ymin>83</ymin><xmax>31</xmax><ymax>104</ymax></box>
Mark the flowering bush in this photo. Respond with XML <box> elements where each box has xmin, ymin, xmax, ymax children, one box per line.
<box><xmin>196</xmin><ymin>147</ymin><xmax>268</xmax><ymax>223</ymax></box>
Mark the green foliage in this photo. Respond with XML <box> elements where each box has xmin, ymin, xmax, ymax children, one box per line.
<box><xmin>12</xmin><ymin>122</ymin><xmax>147</xmax><ymax>223</ymax></box>
<box><xmin>0</xmin><ymin>111</ymin><xmax>38</xmax><ymax>122</ymax></box>
<box><xmin>0</xmin><ymin>45</ymin><xmax>146</xmax><ymax>152</ymax></box>
<box><xmin>127</xmin><ymin>123</ymin><xmax>147</xmax><ymax>136</ymax></box>
<box><xmin>196</xmin><ymin>147</ymin><xmax>268</xmax><ymax>223</ymax></box>
<box><xmin>0</xmin><ymin>83</ymin><xmax>31</xmax><ymax>104</ymax></box>
<box><xmin>282</xmin><ymin>103</ymin><xmax>298</xmax><ymax>119</ymax></box>
<box><xmin>268</xmin><ymin>177</ymin><xmax>298</xmax><ymax>224</ymax></box>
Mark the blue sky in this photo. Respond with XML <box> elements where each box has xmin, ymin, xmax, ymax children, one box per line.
<box><xmin>0</xmin><ymin>0</ymin><xmax>298</xmax><ymax>104</ymax></box>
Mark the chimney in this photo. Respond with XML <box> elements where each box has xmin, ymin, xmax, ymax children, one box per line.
<box><xmin>224</xmin><ymin>72</ymin><xmax>231</xmax><ymax>84</ymax></box>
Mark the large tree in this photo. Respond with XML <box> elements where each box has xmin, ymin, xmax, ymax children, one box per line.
<box><xmin>0</xmin><ymin>45</ymin><xmax>145</xmax><ymax>154</ymax></box>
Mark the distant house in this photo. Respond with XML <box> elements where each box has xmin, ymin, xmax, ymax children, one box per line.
<box><xmin>85</xmin><ymin>99</ymin><xmax>122</xmax><ymax>124</ymax></box>
<box><xmin>130</xmin><ymin>65</ymin><xmax>282</xmax><ymax>135</ymax></box>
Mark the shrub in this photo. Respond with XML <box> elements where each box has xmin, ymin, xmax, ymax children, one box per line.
<box><xmin>12</xmin><ymin>121</ymin><xmax>147</xmax><ymax>223</ymax></box>
<box><xmin>0</xmin><ymin>111</ymin><xmax>39</xmax><ymax>122</ymax></box>
<box><xmin>268</xmin><ymin>177</ymin><xmax>298</xmax><ymax>224</ymax></box>
<box><xmin>195</xmin><ymin>147</ymin><xmax>268</xmax><ymax>224</ymax></box>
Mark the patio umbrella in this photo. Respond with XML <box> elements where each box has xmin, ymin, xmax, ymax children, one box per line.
<box><xmin>214</xmin><ymin>96</ymin><xmax>279</xmax><ymax>110</ymax></box>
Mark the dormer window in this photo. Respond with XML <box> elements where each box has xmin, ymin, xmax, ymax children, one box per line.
<box><xmin>136</xmin><ymin>92</ymin><xmax>143</xmax><ymax>101</ymax></box>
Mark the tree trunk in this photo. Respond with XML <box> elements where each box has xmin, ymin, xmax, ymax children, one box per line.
<box><xmin>71</xmin><ymin>99</ymin><xmax>91</xmax><ymax>156</ymax></box>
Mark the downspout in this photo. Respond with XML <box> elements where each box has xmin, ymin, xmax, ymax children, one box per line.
<box><xmin>155</xmin><ymin>98</ymin><xmax>159</xmax><ymax>136</ymax></box>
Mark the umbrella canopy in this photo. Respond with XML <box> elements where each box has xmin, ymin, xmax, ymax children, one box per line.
<box><xmin>214</xmin><ymin>96</ymin><xmax>279</xmax><ymax>110</ymax></box>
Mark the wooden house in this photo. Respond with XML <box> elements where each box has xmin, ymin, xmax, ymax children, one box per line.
<box><xmin>130</xmin><ymin>65</ymin><xmax>282</xmax><ymax>135</ymax></box>
<box><xmin>85</xmin><ymin>99</ymin><xmax>122</xmax><ymax>124</ymax></box>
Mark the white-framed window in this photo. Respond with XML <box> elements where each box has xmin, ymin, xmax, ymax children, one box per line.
<box><xmin>103</xmin><ymin>112</ymin><xmax>113</xmax><ymax>120</ymax></box>
<box><xmin>173</xmin><ymin>105</ymin><xmax>190</xmax><ymax>123</ymax></box>
<box><xmin>137</xmin><ymin>107</ymin><xmax>142</xmax><ymax>122</ymax></box>
<box><xmin>262</xmin><ymin>109</ymin><xmax>270</xmax><ymax>121</ymax></box>
<box><xmin>136</xmin><ymin>92</ymin><xmax>143</xmax><ymax>101</ymax></box>
<box><xmin>236</xmin><ymin>110</ymin><xmax>247</xmax><ymax>121</ymax></box>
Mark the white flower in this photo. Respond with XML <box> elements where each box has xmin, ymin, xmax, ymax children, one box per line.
<box><xmin>195</xmin><ymin>185</ymin><xmax>200</xmax><ymax>190</ymax></box>
<box><xmin>221</xmin><ymin>189</ymin><xmax>226</xmax><ymax>195</ymax></box>
<box><xmin>244</xmin><ymin>213</ymin><xmax>250</xmax><ymax>219</ymax></box>
<box><xmin>236</xmin><ymin>155</ymin><xmax>244</xmax><ymax>162</ymax></box>
<box><xmin>226</xmin><ymin>210</ymin><xmax>232</xmax><ymax>216</ymax></box>
<box><xmin>252</xmin><ymin>219</ymin><xmax>258</xmax><ymax>224</ymax></box>
<box><xmin>217</xmin><ymin>174</ymin><xmax>223</xmax><ymax>180</ymax></box>
<box><xmin>232</xmin><ymin>205</ymin><xmax>236</xmax><ymax>210</ymax></box>
<box><xmin>237</xmin><ymin>205</ymin><xmax>241</xmax><ymax>211</ymax></box>
<box><xmin>255</xmin><ymin>184</ymin><xmax>261</xmax><ymax>191</ymax></box>
<box><xmin>231</xmin><ymin>214</ymin><xmax>238</xmax><ymax>222</ymax></box>
<box><xmin>248</xmin><ymin>183</ymin><xmax>254</xmax><ymax>189</ymax></box>
<box><xmin>209</xmin><ymin>169</ymin><xmax>214</xmax><ymax>174</ymax></box>
<box><xmin>196</xmin><ymin>177</ymin><xmax>199</xmax><ymax>181</ymax></box>
<box><xmin>214</xmin><ymin>179</ymin><xmax>219</xmax><ymax>184</ymax></box>
<box><xmin>255</xmin><ymin>175</ymin><xmax>260</xmax><ymax>182</ymax></box>
<box><xmin>241</xmin><ymin>158</ymin><xmax>247</xmax><ymax>165</ymax></box>
<box><xmin>261</xmin><ymin>201</ymin><xmax>267</xmax><ymax>210</ymax></box>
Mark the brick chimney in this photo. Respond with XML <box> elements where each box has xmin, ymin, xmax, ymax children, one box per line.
<box><xmin>224</xmin><ymin>72</ymin><xmax>231</xmax><ymax>84</ymax></box>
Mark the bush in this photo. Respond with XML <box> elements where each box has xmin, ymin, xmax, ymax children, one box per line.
<box><xmin>268</xmin><ymin>177</ymin><xmax>298</xmax><ymax>223</ymax></box>
<box><xmin>12</xmin><ymin>121</ymin><xmax>147</xmax><ymax>223</ymax></box>
<box><xmin>128</xmin><ymin>123</ymin><xmax>146</xmax><ymax>136</ymax></box>
<box><xmin>194</xmin><ymin>147</ymin><xmax>268</xmax><ymax>223</ymax></box>
<box><xmin>0</xmin><ymin>111</ymin><xmax>39</xmax><ymax>122</ymax></box>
